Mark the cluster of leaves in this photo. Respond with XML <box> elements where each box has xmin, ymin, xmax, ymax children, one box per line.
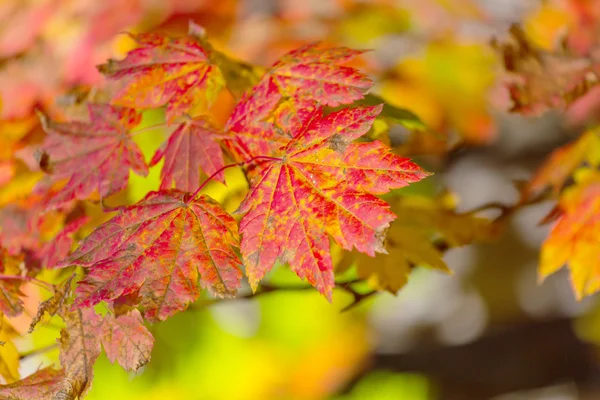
<box><xmin>0</xmin><ymin>22</ymin><xmax>485</xmax><ymax>398</ymax></box>
<box><xmin>3</xmin><ymin>2</ymin><xmax>600</xmax><ymax>397</ymax></box>
<box><xmin>492</xmin><ymin>1</ymin><xmax>600</xmax><ymax>300</ymax></box>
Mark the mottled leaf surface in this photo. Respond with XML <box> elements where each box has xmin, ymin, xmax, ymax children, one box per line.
<box><xmin>59</xmin><ymin>190</ymin><xmax>242</xmax><ymax>322</ymax></box>
<box><xmin>99</xmin><ymin>310</ymin><xmax>153</xmax><ymax>371</ymax></box>
<box><xmin>57</xmin><ymin>308</ymin><xmax>153</xmax><ymax>398</ymax></box>
<box><xmin>223</xmin><ymin>44</ymin><xmax>373</xmax><ymax>162</ymax></box>
<box><xmin>526</xmin><ymin>128</ymin><xmax>600</xmax><ymax>199</ymax></box>
<box><xmin>99</xmin><ymin>30</ymin><xmax>224</xmax><ymax>121</ymax></box>
<box><xmin>238</xmin><ymin>105</ymin><xmax>428</xmax><ymax>298</ymax></box>
<box><xmin>150</xmin><ymin>117</ymin><xmax>225</xmax><ymax>191</ymax></box>
<box><xmin>58</xmin><ymin>308</ymin><xmax>103</xmax><ymax>399</ymax></box>
<box><xmin>36</xmin><ymin>104</ymin><xmax>148</xmax><ymax>209</ymax></box>
<box><xmin>0</xmin><ymin>367</ymin><xmax>66</xmax><ymax>400</ymax></box>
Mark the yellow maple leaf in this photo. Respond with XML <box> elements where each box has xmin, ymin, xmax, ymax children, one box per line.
<box><xmin>339</xmin><ymin>195</ymin><xmax>497</xmax><ymax>293</ymax></box>
<box><xmin>540</xmin><ymin>169</ymin><xmax>600</xmax><ymax>299</ymax></box>
<box><xmin>0</xmin><ymin>315</ymin><xmax>20</xmax><ymax>383</ymax></box>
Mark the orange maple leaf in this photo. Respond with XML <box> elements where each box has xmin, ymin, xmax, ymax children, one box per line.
<box><xmin>238</xmin><ymin>105</ymin><xmax>429</xmax><ymax>298</ymax></box>
<box><xmin>540</xmin><ymin>171</ymin><xmax>600</xmax><ymax>298</ymax></box>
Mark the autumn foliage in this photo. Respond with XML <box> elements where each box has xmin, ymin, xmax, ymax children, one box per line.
<box><xmin>1</xmin><ymin>1</ymin><xmax>600</xmax><ymax>399</ymax></box>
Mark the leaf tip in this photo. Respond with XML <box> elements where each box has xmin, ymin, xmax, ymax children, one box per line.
<box><xmin>188</xmin><ymin>20</ymin><xmax>207</xmax><ymax>39</ymax></box>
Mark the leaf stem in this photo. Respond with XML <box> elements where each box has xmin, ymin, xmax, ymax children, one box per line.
<box><xmin>188</xmin><ymin>155</ymin><xmax>281</xmax><ymax>202</ymax></box>
<box><xmin>130</xmin><ymin>122</ymin><xmax>171</xmax><ymax>137</ymax></box>
<box><xmin>19</xmin><ymin>343</ymin><xmax>59</xmax><ymax>360</ymax></box>
<box><xmin>0</xmin><ymin>275</ymin><xmax>54</xmax><ymax>291</ymax></box>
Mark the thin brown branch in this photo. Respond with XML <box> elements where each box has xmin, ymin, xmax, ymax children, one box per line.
<box><xmin>0</xmin><ymin>275</ymin><xmax>54</xmax><ymax>291</ymax></box>
<box><xmin>19</xmin><ymin>343</ymin><xmax>59</xmax><ymax>360</ymax></box>
<box><xmin>188</xmin><ymin>278</ymin><xmax>366</xmax><ymax>310</ymax></box>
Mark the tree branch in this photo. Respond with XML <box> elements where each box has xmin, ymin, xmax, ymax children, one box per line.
<box><xmin>188</xmin><ymin>278</ymin><xmax>369</xmax><ymax>310</ymax></box>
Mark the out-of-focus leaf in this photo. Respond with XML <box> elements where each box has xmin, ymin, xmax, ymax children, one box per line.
<box><xmin>35</xmin><ymin>104</ymin><xmax>148</xmax><ymax>210</ymax></box>
<box><xmin>493</xmin><ymin>24</ymin><xmax>600</xmax><ymax>115</ymax></box>
<box><xmin>98</xmin><ymin>310</ymin><xmax>154</xmax><ymax>372</ymax></box>
<box><xmin>525</xmin><ymin>128</ymin><xmax>600</xmax><ymax>199</ymax></box>
<box><xmin>540</xmin><ymin>170</ymin><xmax>600</xmax><ymax>299</ymax></box>
<box><xmin>334</xmin><ymin>4</ymin><xmax>411</xmax><ymax>45</ymax></box>
<box><xmin>0</xmin><ymin>249</ymin><xmax>25</xmax><ymax>317</ymax></box>
<box><xmin>339</xmin><ymin>195</ymin><xmax>497</xmax><ymax>293</ymax></box>
<box><xmin>0</xmin><ymin>367</ymin><xmax>65</xmax><ymax>399</ymax></box>
<box><xmin>0</xmin><ymin>315</ymin><xmax>19</xmax><ymax>383</ymax></box>
<box><xmin>58</xmin><ymin>307</ymin><xmax>154</xmax><ymax>398</ymax></box>
<box><xmin>358</xmin><ymin>94</ymin><xmax>428</xmax><ymax>131</ymax></box>
<box><xmin>39</xmin><ymin>216</ymin><xmax>90</xmax><ymax>269</ymax></box>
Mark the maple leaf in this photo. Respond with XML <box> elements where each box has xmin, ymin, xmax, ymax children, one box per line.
<box><xmin>223</xmin><ymin>43</ymin><xmax>373</xmax><ymax>162</ymax></box>
<box><xmin>493</xmin><ymin>24</ymin><xmax>600</xmax><ymax>115</ymax></box>
<box><xmin>540</xmin><ymin>170</ymin><xmax>600</xmax><ymax>299</ymax></box>
<box><xmin>0</xmin><ymin>205</ymin><xmax>44</xmax><ymax>256</ymax></box>
<box><xmin>0</xmin><ymin>314</ymin><xmax>19</xmax><ymax>383</ymax></box>
<box><xmin>36</xmin><ymin>104</ymin><xmax>148</xmax><ymax>210</ymax></box>
<box><xmin>98</xmin><ymin>310</ymin><xmax>154</xmax><ymax>371</ymax></box>
<box><xmin>58</xmin><ymin>308</ymin><xmax>101</xmax><ymax>398</ymax></box>
<box><xmin>238</xmin><ymin>105</ymin><xmax>429</xmax><ymax>298</ymax></box>
<box><xmin>58</xmin><ymin>190</ymin><xmax>242</xmax><ymax>322</ymax></box>
<box><xmin>339</xmin><ymin>195</ymin><xmax>497</xmax><ymax>293</ymax></box>
<box><xmin>0</xmin><ymin>367</ymin><xmax>66</xmax><ymax>400</ymax></box>
<box><xmin>0</xmin><ymin>249</ymin><xmax>25</xmax><ymax>317</ymax></box>
<box><xmin>58</xmin><ymin>307</ymin><xmax>153</xmax><ymax>398</ymax></box>
<box><xmin>525</xmin><ymin>128</ymin><xmax>600</xmax><ymax>199</ymax></box>
<box><xmin>267</xmin><ymin>42</ymin><xmax>373</xmax><ymax>107</ymax></box>
<box><xmin>150</xmin><ymin>116</ymin><xmax>225</xmax><ymax>191</ymax></box>
<box><xmin>98</xmin><ymin>28</ymin><xmax>224</xmax><ymax>122</ymax></box>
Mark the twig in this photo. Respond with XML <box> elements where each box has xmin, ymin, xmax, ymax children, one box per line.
<box><xmin>188</xmin><ymin>155</ymin><xmax>282</xmax><ymax>202</ymax></box>
<box><xmin>0</xmin><ymin>275</ymin><xmax>54</xmax><ymax>291</ymax></box>
<box><xmin>188</xmin><ymin>278</ymin><xmax>365</xmax><ymax>310</ymax></box>
<box><xmin>19</xmin><ymin>343</ymin><xmax>59</xmax><ymax>360</ymax></box>
<box><xmin>339</xmin><ymin>283</ymin><xmax>378</xmax><ymax>312</ymax></box>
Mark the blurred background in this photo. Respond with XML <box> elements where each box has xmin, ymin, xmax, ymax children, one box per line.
<box><xmin>2</xmin><ymin>0</ymin><xmax>600</xmax><ymax>399</ymax></box>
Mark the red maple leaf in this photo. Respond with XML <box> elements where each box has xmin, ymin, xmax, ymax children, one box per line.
<box><xmin>268</xmin><ymin>42</ymin><xmax>373</xmax><ymax>107</ymax></box>
<box><xmin>150</xmin><ymin>116</ymin><xmax>225</xmax><ymax>191</ymax></box>
<box><xmin>36</xmin><ymin>104</ymin><xmax>148</xmax><ymax>209</ymax></box>
<box><xmin>0</xmin><ymin>367</ymin><xmax>66</xmax><ymax>399</ymax></box>
<box><xmin>98</xmin><ymin>29</ymin><xmax>223</xmax><ymax>122</ymax></box>
<box><xmin>223</xmin><ymin>43</ymin><xmax>373</xmax><ymax>162</ymax></box>
<box><xmin>58</xmin><ymin>307</ymin><xmax>153</xmax><ymax>398</ymax></box>
<box><xmin>238</xmin><ymin>105</ymin><xmax>429</xmax><ymax>298</ymax></box>
<box><xmin>58</xmin><ymin>190</ymin><xmax>242</xmax><ymax>322</ymax></box>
